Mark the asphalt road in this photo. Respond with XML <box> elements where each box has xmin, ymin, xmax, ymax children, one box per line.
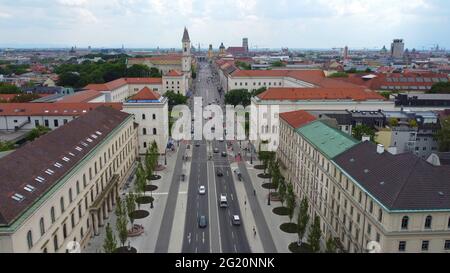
<box><xmin>181</xmin><ymin>60</ymin><xmax>250</xmax><ymax>253</ymax></box>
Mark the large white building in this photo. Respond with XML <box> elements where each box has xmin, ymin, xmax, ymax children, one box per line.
<box><xmin>278</xmin><ymin>111</ymin><xmax>450</xmax><ymax>253</ymax></box>
<box><xmin>0</xmin><ymin>106</ymin><xmax>138</xmax><ymax>252</ymax></box>
<box><xmin>123</xmin><ymin>87</ymin><xmax>169</xmax><ymax>154</ymax></box>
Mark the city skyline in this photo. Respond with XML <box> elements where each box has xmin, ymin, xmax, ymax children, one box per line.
<box><xmin>0</xmin><ymin>0</ymin><xmax>449</xmax><ymax>49</ymax></box>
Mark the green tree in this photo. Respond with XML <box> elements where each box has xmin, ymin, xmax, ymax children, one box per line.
<box><xmin>437</xmin><ymin>116</ymin><xmax>450</xmax><ymax>152</ymax></box>
<box><xmin>103</xmin><ymin>223</ymin><xmax>117</xmax><ymax>253</ymax></box>
<box><xmin>0</xmin><ymin>141</ymin><xmax>15</xmax><ymax>152</ymax></box>
<box><xmin>428</xmin><ymin>82</ymin><xmax>450</xmax><ymax>94</ymax></box>
<box><xmin>235</xmin><ymin>60</ymin><xmax>251</xmax><ymax>70</ymax></box>
<box><xmin>297</xmin><ymin>197</ymin><xmax>309</xmax><ymax>246</ymax></box>
<box><xmin>116</xmin><ymin>208</ymin><xmax>128</xmax><ymax>247</ymax></box>
<box><xmin>26</xmin><ymin>126</ymin><xmax>51</xmax><ymax>142</ymax></box>
<box><xmin>308</xmin><ymin>215</ymin><xmax>322</xmax><ymax>253</ymax></box>
<box><xmin>258</xmin><ymin>151</ymin><xmax>275</xmax><ymax>174</ymax></box>
<box><xmin>388</xmin><ymin>117</ymin><xmax>399</xmax><ymax>127</ymax></box>
<box><xmin>10</xmin><ymin>93</ymin><xmax>41</xmax><ymax>103</ymax></box>
<box><xmin>224</xmin><ymin>89</ymin><xmax>252</xmax><ymax>106</ymax></box>
<box><xmin>149</xmin><ymin>67</ymin><xmax>162</xmax><ymax>77</ymax></box>
<box><xmin>165</xmin><ymin>90</ymin><xmax>188</xmax><ymax>110</ymax></box>
<box><xmin>286</xmin><ymin>183</ymin><xmax>296</xmax><ymax>222</ymax></box>
<box><xmin>135</xmin><ymin>162</ymin><xmax>147</xmax><ymax>209</ymax></box>
<box><xmin>352</xmin><ymin>124</ymin><xmax>375</xmax><ymax>141</ymax></box>
<box><xmin>278</xmin><ymin>180</ymin><xmax>287</xmax><ymax>207</ymax></box>
<box><xmin>325</xmin><ymin>237</ymin><xmax>337</xmax><ymax>253</ymax></box>
<box><xmin>408</xmin><ymin>119</ymin><xmax>418</xmax><ymax>128</ymax></box>
<box><xmin>271</xmin><ymin>61</ymin><xmax>285</xmax><ymax>67</ymax></box>
<box><xmin>0</xmin><ymin>83</ymin><xmax>22</xmax><ymax>94</ymax></box>
<box><xmin>57</xmin><ymin>72</ymin><xmax>82</xmax><ymax>88</ymax></box>
<box><xmin>126</xmin><ymin>64</ymin><xmax>150</xmax><ymax>77</ymax></box>
<box><xmin>252</xmin><ymin>87</ymin><xmax>267</xmax><ymax>96</ymax></box>
<box><xmin>125</xmin><ymin>193</ymin><xmax>136</xmax><ymax>225</ymax></box>
<box><xmin>329</xmin><ymin>72</ymin><xmax>349</xmax><ymax>78</ymax></box>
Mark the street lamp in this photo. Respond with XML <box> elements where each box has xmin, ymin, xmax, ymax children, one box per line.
<box><xmin>267</xmin><ymin>176</ymin><xmax>271</xmax><ymax>206</ymax></box>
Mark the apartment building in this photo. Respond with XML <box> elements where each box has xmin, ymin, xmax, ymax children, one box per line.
<box><xmin>278</xmin><ymin>111</ymin><xmax>450</xmax><ymax>253</ymax></box>
<box><xmin>123</xmin><ymin>87</ymin><xmax>169</xmax><ymax>154</ymax></box>
<box><xmin>0</xmin><ymin>106</ymin><xmax>138</xmax><ymax>253</ymax></box>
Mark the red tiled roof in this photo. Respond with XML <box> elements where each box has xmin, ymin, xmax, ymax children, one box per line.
<box><xmin>130</xmin><ymin>87</ymin><xmax>161</xmax><ymax>101</ymax></box>
<box><xmin>231</xmin><ymin>69</ymin><xmax>360</xmax><ymax>88</ymax></box>
<box><xmin>58</xmin><ymin>90</ymin><xmax>103</xmax><ymax>103</ymax></box>
<box><xmin>128</xmin><ymin>54</ymin><xmax>182</xmax><ymax>62</ymax></box>
<box><xmin>280</xmin><ymin>110</ymin><xmax>317</xmax><ymax>129</ymax></box>
<box><xmin>0</xmin><ymin>94</ymin><xmax>51</xmax><ymax>101</ymax></box>
<box><xmin>257</xmin><ymin>87</ymin><xmax>385</xmax><ymax>101</ymax></box>
<box><xmin>84</xmin><ymin>77</ymin><xmax>162</xmax><ymax>91</ymax></box>
<box><xmin>0</xmin><ymin>102</ymin><xmax>123</xmax><ymax>116</ymax></box>
<box><xmin>166</xmin><ymin>70</ymin><xmax>183</xmax><ymax>77</ymax></box>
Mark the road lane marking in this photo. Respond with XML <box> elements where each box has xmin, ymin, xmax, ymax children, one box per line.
<box><xmin>202</xmin><ymin>232</ymin><xmax>205</xmax><ymax>244</ymax></box>
<box><xmin>234</xmin><ymin>245</ymin><xmax>237</xmax><ymax>253</ymax></box>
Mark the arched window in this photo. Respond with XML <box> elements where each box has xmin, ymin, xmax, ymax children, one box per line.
<box><xmin>401</xmin><ymin>216</ymin><xmax>409</xmax><ymax>230</ymax></box>
<box><xmin>143</xmin><ymin>128</ymin><xmax>147</xmax><ymax>135</ymax></box>
<box><xmin>69</xmin><ymin>188</ymin><xmax>73</xmax><ymax>203</ymax></box>
<box><xmin>50</xmin><ymin>207</ymin><xmax>56</xmax><ymax>223</ymax></box>
<box><xmin>39</xmin><ymin>217</ymin><xmax>45</xmax><ymax>236</ymax></box>
<box><xmin>83</xmin><ymin>174</ymin><xmax>87</xmax><ymax>187</ymax></box>
<box><xmin>153</xmin><ymin>128</ymin><xmax>157</xmax><ymax>135</ymax></box>
<box><xmin>142</xmin><ymin>114</ymin><xmax>146</xmax><ymax>120</ymax></box>
<box><xmin>152</xmin><ymin>114</ymin><xmax>156</xmax><ymax>120</ymax></box>
<box><xmin>27</xmin><ymin>230</ymin><xmax>33</xmax><ymax>249</ymax></box>
<box><xmin>53</xmin><ymin>235</ymin><xmax>58</xmax><ymax>251</ymax></box>
<box><xmin>424</xmin><ymin>215</ymin><xmax>432</xmax><ymax>229</ymax></box>
<box><xmin>378</xmin><ymin>208</ymin><xmax>383</xmax><ymax>222</ymax></box>
<box><xmin>60</xmin><ymin>197</ymin><xmax>65</xmax><ymax>213</ymax></box>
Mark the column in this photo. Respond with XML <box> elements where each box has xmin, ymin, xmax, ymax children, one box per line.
<box><xmin>103</xmin><ymin>201</ymin><xmax>109</xmax><ymax>219</ymax></box>
<box><xmin>92</xmin><ymin>213</ymin><xmax>99</xmax><ymax>236</ymax></box>
<box><xmin>98</xmin><ymin>209</ymin><xmax>104</xmax><ymax>227</ymax></box>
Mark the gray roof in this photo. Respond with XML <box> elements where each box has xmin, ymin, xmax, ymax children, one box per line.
<box><xmin>182</xmin><ymin>27</ymin><xmax>190</xmax><ymax>42</ymax></box>
<box><xmin>334</xmin><ymin>142</ymin><xmax>450</xmax><ymax>211</ymax></box>
<box><xmin>0</xmin><ymin>106</ymin><xmax>131</xmax><ymax>226</ymax></box>
<box><xmin>401</xmin><ymin>93</ymin><xmax>450</xmax><ymax>100</ymax></box>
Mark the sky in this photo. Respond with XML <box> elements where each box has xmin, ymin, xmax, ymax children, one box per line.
<box><xmin>0</xmin><ymin>0</ymin><xmax>449</xmax><ymax>50</ymax></box>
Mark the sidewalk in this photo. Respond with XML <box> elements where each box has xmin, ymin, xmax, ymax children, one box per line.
<box><xmin>83</xmin><ymin>147</ymin><xmax>181</xmax><ymax>253</ymax></box>
<box><xmin>245</xmin><ymin>160</ymin><xmax>298</xmax><ymax>253</ymax></box>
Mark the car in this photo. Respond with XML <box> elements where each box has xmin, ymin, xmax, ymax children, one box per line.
<box><xmin>198</xmin><ymin>215</ymin><xmax>207</xmax><ymax>228</ymax></box>
<box><xmin>216</xmin><ymin>169</ymin><xmax>223</xmax><ymax>177</ymax></box>
<box><xmin>198</xmin><ymin>185</ymin><xmax>206</xmax><ymax>195</ymax></box>
<box><xmin>195</xmin><ymin>142</ymin><xmax>200</xmax><ymax>147</ymax></box>
<box><xmin>213</xmin><ymin>148</ymin><xmax>219</xmax><ymax>153</ymax></box>
<box><xmin>219</xmin><ymin>194</ymin><xmax>228</xmax><ymax>208</ymax></box>
<box><xmin>221</xmin><ymin>151</ymin><xmax>227</xmax><ymax>157</ymax></box>
<box><xmin>232</xmin><ymin>215</ymin><xmax>241</xmax><ymax>225</ymax></box>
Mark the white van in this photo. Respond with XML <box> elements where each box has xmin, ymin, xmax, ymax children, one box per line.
<box><xmin>219</xmin><ymin>194</ymin><xmax>228</xmax><ymax>208</ymax></box>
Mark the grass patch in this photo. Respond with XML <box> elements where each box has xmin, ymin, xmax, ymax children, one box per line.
<box><xmin>272</xmin><ymin>206</ymin><xmax>289</xmax><ymax>216</ymax></box>
<box><xmin>129</xmin><ymin>210</ymin><xmax>150</xmax><ymax>220</ymax></box>
<box><xmin>280</xmin><ymin>222</ymin><xmax>298</xmax><ymax>233</ymax></box>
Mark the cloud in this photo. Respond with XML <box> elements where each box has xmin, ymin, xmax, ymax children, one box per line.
<box><xmin>57</xmin><ymin>0</ymin><xmax>88</xmax><ymax>7</ymax></box>
<box><xmin>0</xmin><ymin>11</ymin><xmax>12</xmax><ymax>19</ymax></box>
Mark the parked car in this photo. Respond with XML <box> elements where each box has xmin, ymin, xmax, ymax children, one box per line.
<box><xmin>198</xmin><ymin>185</ymin><xmax>206</xmax><ymax>195</ymax></box>
<box><xmin>213</xmin><ymin>148</ymin><xmax>219</xmax><ymax>153</ymax></box>
<box><xmin>221</xmin><ymin>151</ymin><xmax>227</xmax><ymax>157</ymax></box>
<box><xmin>216</xmin><ymin>169</ymin><xmax>223</xmax><ymax>177</ymax></box>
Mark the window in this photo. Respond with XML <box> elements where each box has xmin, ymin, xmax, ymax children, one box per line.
<box><xmin>50</xmin><ymin>207</ymin><xmax>56</xmax><ymax>223</ymax></box>
<box><xmin>401</xmin><ymin>216</ymin><xmax>409</xmax><ymax>230</ymax></box>
<box><xmin>54</xmin><ymin>119</ymin><xmax>59</xmax><ymax>127</ymax></box>
<box><xmin>378</xmin><ymin>209</ymin><xmax>383</xmax><ymax>222</ymax></box>
<box><xmin>76</xmin><ymin>181</ymin><xmax>80</xmax><ymax>195</ymax></box>
<box><xmin>27</xmin><ymin>230</ymin><xmax>33</xmax><ymax>249</ymax></box>
<box><xmin>448</xmin><ymin>217</ymin><xmax>450</xmax><ymax>229</ymax></box>
<box><xmin>63</xmin><ymin>119</ymin><xmax>68</xmax><ymax>124</ymax></box>
<box><xmin>367</xmin><ymin>224</ymin><xmax>372</xmax><ymax>235</ymax></box>
<box><xmin>376</xmin><ymin>233</ymin><xmax>380</xmax><ymax>243</ymax></box>
<box><xmin>63</xmin><ymin>223</ymin><xmax>67</xmax><ymax>239</ymax></box>
<box><xmin>69</xmin><ymin>189</ymin><xmax>73</xmax><ymax>203</ymax></box>
<box><xmin>422</xmin><ymin>240</ymin><xmax>429</xmax><ymax>251</ymax></box>
<box><xmin>71</xmin><ymin>213</ymin><xmax>75</xmax><ymax>228</ymax></box>
<box><xmin>152</xmin><ymin>114</ymin><xmax>156</xmax><ymax>120</ymax></box>
<box><xmin>83</xmin><ymin>174</ymin><xmax>86</xmax><ymax>187</ymax></box>
<box><xmin>153</xmin><ymin>128</ymin><xmax>157</xmax><ymax>135</ymax></box>
<box><xmin>445</xmin><ymin>240</ymin><xmax>450</xmax><ymax>250</ymax></box>
<box><xmin>398</xmin><ymin>241</ymin><xmax>406</xmax><ymax>252</ymax></box>
<box><xmin>143</xmin><ymin>128</ymin><xmax>147</xmax><ymax>135</ymax></box>
<box><xmin>39</xmin><ymin>217</ymin><xmax>45</xmax><ymax>236</ymax></box>
<box><xmin>53</xmin><ymin>235</ymin><xmax>58</xmax><ymax>251</ymax></box>
<box><xmin>142</xmin><ymin>114</ymin><xmax>146</xmax><ymax>120</ymax></box>
<box><xmin>424</xmin><ymin>215</ymin><xmax>432</xmax><ymax>229</ymax></box>
<box><xmin>369</xmin><ymin>201</ymin><xmax>373</xmax><ymax>213</ymax></box>
<box><xmin>143</xmin><ymin>142</ymin><xmax>147</xmax><ymax>148</ymax></box>
<box><xmin>34</xmin><ymin>120</ymin><xmax>40</xmax><ymax>126</ymax></box>
<box><xmin>44</xmin><ymin>119</ymin><xmax>49</xmax><ymax>127</ymax></box>
<box><xmin>60</xmin><ymin>197</ymin><xmax>65</xmax><ymax>213</ymax></box>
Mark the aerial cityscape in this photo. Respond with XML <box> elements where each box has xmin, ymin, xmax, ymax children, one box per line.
<box><xmin>0</xmin><ymin>0</ymin><xmax>450</xmax><ymax>260</ymax></box>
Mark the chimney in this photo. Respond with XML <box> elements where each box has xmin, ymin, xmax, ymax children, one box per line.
<box><xmin>377</xmin><ymin>144</ymin><xmax>385</xmax><ymax>154</ymax></box>
<box><xmin>387</xmin><ymin>146</ymin><xmax>397</xmax><ymax>155</ymax></box>
<box><xmin>362</xmin><ymin>135</ymin><xmax>371</xmax><ymax>142</ymax></box>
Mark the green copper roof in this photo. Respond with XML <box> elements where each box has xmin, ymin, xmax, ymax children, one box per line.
<box><xmin>296</xmin><ymin>120</ymin><xmax>359</xmax><ymax>159</ymax></box>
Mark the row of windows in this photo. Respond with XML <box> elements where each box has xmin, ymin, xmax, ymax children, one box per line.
<box><xmin>141</xmin><ymin>114</ymin><xmax>156</xmax><ymax>120</ymax></box>
<box><xmin>26</xmin><ymin>124</ymin><xmax>136</xmax><ymax>251</ymax></box>
<box><xmin>142</xmin><ymin>128</ymin><xmax>158</xmax><ymax>135</ymax></box>
<box><xmin>398</xmin><ymin>240</ymin><xmax>450</xmax><ymax>252</ymax></box>
<box><xmin>234</xmin><ymin>81</ymin><xmax>282</xmax><ymax>87</ymax></box>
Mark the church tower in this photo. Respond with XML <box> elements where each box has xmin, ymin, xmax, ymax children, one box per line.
<box><xmin>182</xmin><ymin>27</ymin><xmax>191</xmax><ymax>75</ymax></box>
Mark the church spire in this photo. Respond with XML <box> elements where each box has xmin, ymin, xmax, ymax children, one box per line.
<box><xmin>182</xmin><ymin>27</ymin><xmax>190</xmax><ymax>42</ymax></box>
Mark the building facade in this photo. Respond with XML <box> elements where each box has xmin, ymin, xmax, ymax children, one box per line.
<box><xmin>0</xmin><ymin>106</ymin><xmax>138</xmax><ymax>253</ymax></box>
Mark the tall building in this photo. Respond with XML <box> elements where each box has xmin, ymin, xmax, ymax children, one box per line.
<box><xmin>343</xmin><ymin>46</ymin><xmax>349</xmax><ymax>60</ymax></box>
<box><xmin>181</xmin><ymin>27</ymin><xmax>191</xmax><ymax>77</ymax></box>
<box><xmin>208</xmin><ymin>44</ymin><xmax>213</xmax><ymax>59</ymax></box>
<box><xmin>391</xmin><ymin>39</ymin><xmax>405</xmax><ymax>59</ymax></box>
<box><xmin>219</xmin><ymin>42</ymin><xmax>226</xmax><ymax>55</ymax></box>
<box><xmin>243</xmin><ymin>38</ymin><xmax>248</xmax><ymax>52</ymax></box>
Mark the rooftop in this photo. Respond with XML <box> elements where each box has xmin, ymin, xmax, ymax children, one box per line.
<box><xmin>84</xmin><ymin>77</ymin><xmax>163</xmax><ymax>92</ymax></box>
<box><xmin>334</xmin><ymin>142</ymin><xmax>450</xmax><ymax>211</ymax></box>
<box><xmin>0</xmin><ymin>106</ymin><xmax>131</xmax><ymax>226</ymax></box>
<box><xmin>297</xmin><ymin>120</ymin><xmax>359</xmax><ymax>159</ymax></box>
<box><xmin>128</xmin><ymin>87</ymin><xmax>161</xmax><ymax>102</ymax></box>
<box><xmin>256</xmin><ymin>87</ymin><xmax>385</xmax><ymax>101</ymax></box>
<box><xmin>279</xmin><ymin>110</ymin><xmax>317</xmax><ymax>129</ymax></box>
<box><xmin>0</xmin><ymin>102</ymin><xmax>123</xmax><ymax>116</ymax></box>
<box><xmin>57</xmin><ymin>90</ymin><xmax>103</xmax><ymax>103</ymax></box>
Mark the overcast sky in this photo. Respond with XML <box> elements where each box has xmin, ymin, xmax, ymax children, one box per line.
<box><xmin>0</xmin><ymin>0</ymin><xmax>449</xmax><ymax>50</ymax></box>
